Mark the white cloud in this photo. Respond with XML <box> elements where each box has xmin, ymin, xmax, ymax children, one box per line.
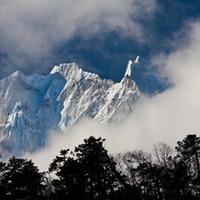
<box><xmin>27</xmin><ymin>21</ymin><xmax>200</xmax><ymax>171</ymax></box>
<box><xmin>0</xmin><ymin>0</ymin><xmax>157</xmax><ymax>74</ymax></box>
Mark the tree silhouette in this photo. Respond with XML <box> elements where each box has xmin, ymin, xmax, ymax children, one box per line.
<box><xmin>0</xmin><ymin>160</ymin><xmax>7</xmax><ymax>199</ymax></box>
<box><xmin>176</xmin><ymin>134</ymin><xmax>200</xmax><ymax>197</ymax></box>
<box><xmin>49</xmin><ymin>136</ymin><xmax>141</xmax><ymax>199</ymax></box>
<box><xmin>153</xmin><ymin>142</ymin><xmax>174</xmax><ymax>168</ymax></box>
<box><xmin>49</xmin><ymin>149</ymin><xmax>85</xmax><ymax>200</ymax></box>
<box><xmin>176</xmin><ymin>134</ymin><xmax>200</xmax><ymax>178</ymax></box>
<box><xmin>1</xmin><ymin>134</ymin><xmax>200</xmax><ymax>199</ymax></box>
<box><xmin>0</xmin><ymin>157</ymin><xmax>44</xmax><ymax>200</ymax></box>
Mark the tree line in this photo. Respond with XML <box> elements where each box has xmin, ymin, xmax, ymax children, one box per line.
<box><xmin>0</xmin><ymin>134</ymin><xmax>200</xmax><ymax>200</ymax></box>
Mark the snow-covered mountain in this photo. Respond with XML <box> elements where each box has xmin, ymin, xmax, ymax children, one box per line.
<box><xmin>0</xmin><ymin>61</ymin><xmax>140</xmax><ymax>155</ymax></box>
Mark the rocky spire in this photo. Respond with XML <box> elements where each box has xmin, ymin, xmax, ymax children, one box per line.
<box><xmin>124</xmin><ymin>60</ymin><xmax>132</xmax><ymax>77</ymax></box>
<box><xmin>134</xmin><ymin>55</ymin><xmax>140</xmax><ymax>64</ymax></box>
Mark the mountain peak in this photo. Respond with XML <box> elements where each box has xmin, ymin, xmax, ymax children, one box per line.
<box><xmin>10</xmin><ymin>70</ymin><xmax>24</xmax><ymax>79</ymax></box>
<box><xmin>123</xmin><ymin>56</ymin><xmax>140</xmax><ymax>79</ymax></box>
<box><xmin>124</xmin><ymin>60</ymin><xmax>132</xmax><ymax>77</ymax></box>
<box><xmin>0</xmin><ymin>62</ymin><xmax>141</xmax><ymax>156</ymax></box>
<box><xmin>51</xmin><ymin>63</ymin><xmax>80</xmax><ymax>76</ymax></box>
<box><xmin>134</xmin><ymin>55</ymin><xmax>140</xmax><ymax>64</ymax></box>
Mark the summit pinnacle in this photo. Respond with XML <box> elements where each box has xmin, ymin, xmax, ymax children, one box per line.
<box><xmin>124</xmin><ymin>60</ymin><xmax>132</xmax><ymax>77</ymax></box>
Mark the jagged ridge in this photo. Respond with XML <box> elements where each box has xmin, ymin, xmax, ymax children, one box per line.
<box><xmin>0</xmin><ymin>61</ymin><xmax>140</xmax><ymax>155</ymax></box>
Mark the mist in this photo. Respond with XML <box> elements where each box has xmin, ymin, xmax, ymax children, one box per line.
<box><xmin>24</xmin><ymin>20</ymin><xmax>200</xmax><ymax>171</ymax></box>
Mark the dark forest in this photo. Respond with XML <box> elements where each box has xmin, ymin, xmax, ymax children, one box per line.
<box><xmin>0</xmin><ymin>134</ymin><xmax>200</xmax><ymax>200</ymax></box>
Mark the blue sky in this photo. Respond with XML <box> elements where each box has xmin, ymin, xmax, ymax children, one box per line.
<box><xmin>0</xmin><ymin>1</ymin><xmax>200</xmax><ymax>93</ymax></box>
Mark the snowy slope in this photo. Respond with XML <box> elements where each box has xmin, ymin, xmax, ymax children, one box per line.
<box><xmin>0</xmin><ymin>61</ymin><xmax>140</xmax><ymax>155</ymax></box>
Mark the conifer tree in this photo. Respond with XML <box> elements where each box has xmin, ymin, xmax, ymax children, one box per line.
<box><xmin>1</xmin><ymin>157</ymin><xmax>44</xmax><ymax>200</ymax></box>
<box><xmin>176</xmin><ymin>134</ymin><xmax>200</xmax><ymax>178</ymax></box>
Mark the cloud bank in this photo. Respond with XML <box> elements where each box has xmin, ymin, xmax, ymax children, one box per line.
<box><xmin>0</xmin><ymin>0</ymin><xmax>157</xmax><ymax>76</ymax></box>
<box><xmin>27</xmin><ymin>20</ymin><xmax>200</xmax><ymax>171</ymax></box>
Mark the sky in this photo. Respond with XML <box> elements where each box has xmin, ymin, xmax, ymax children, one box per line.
<box><xmin>0</xmin><ymin>1</ymin><xmax>200</xmax><ymax>84</ymax></box>
<box><xmin>1</xmin><ymin>1</ymin><xmax>200</xmax><ymax>169</ymax></box>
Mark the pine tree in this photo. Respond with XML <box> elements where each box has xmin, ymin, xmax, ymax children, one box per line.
<box><xmin>176</xmin><ymin>134</ymin><xmax>200</xmax><ymax>178</ymax></box>
<box><xmin>49</xmin><ymin>136</ymin><xmax>135</xmax><ymax>200</ymax></box>
<box><xmin>2</xmin><ymin>157</ymin><xmax>44</xmax><ymax>200</ymax></box>
<box><xmin>176</xmin><ymin>134</ymin><xmax>200</xmax><ymax>197</ymax></box>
